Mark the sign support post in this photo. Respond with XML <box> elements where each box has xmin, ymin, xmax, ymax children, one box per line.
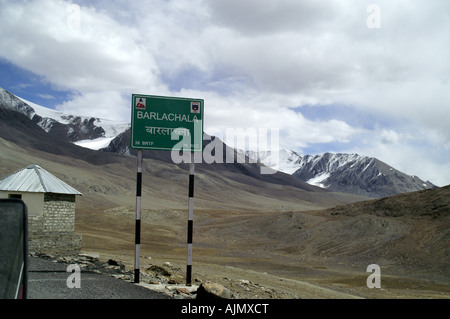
<box><xmin>130</xmin><ymin>94</ymin><xmax>203</xmax><ymax>286</ymax></box>
<box><xmin>134</xmin><ymin>149</ymin><xmax>143</xmax><ymax>283</ymax></box>
<box><xmin>186</xmin><ymin>152</ymin><xmax>195</xmax><ymax>286</ymax></box>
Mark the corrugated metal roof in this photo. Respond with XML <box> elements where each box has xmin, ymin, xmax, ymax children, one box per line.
<box><xmin>0</xmin><ymin>164</ymin><xmax>82</xmax><ymax>195</ymax></box>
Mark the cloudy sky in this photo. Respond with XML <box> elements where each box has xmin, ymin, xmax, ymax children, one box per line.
<box><xmin>0</xmin><ymin>0</ymin><xmax>449</xmax><ymax>186</ymax></box>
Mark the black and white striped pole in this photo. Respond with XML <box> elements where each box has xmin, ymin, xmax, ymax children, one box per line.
<box><xmin>186</xmin><ymin>152</ymin><xmax>195</xmax><ymax>286</ymax></box>
<box><xmin>134</xmin><ymin>149</ymin><xmax>143</xmax><ymax>283</ymax></box>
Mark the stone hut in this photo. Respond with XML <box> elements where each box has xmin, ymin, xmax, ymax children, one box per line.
<box><xmin>0</xmin><ymin>164</ymin><xmax>82</xmax><ymax>256</ymax></box>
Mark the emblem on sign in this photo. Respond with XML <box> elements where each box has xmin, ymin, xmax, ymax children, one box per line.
<box><xmin>190</xmin><ymin>102</ymin><xmax>200</xmax><ymax>113</ymax></box>
<box><xmin>136</xmin><ymin>97</ymin><xmax>146</xmax><ymax>110</ymax></box>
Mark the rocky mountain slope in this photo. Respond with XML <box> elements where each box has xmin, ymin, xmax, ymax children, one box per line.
<box><xmin>246</xmin><ymin>150</ymin><xmax>436</xmax><ymax>198</ymax></box>
<box><xmin>1</xmin><ymin>88</ymin><xmax>370</xmax><ymax>213</ymax></box>
<box><xmin>1</xmin><ymin>86</ymin><xmax>435</xmax><ymax>200</ymax></box>
<box><xmin>192</xmin><ymin>184</ymin><xmax>450</xmax><ymax>292</ymax></box>
<box><xmin>0</xmin><ymin>87</ymin><xmax>129</xmax><ymax>145</ymax></box>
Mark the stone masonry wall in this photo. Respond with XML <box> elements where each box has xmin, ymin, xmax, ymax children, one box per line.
<box><xmin>28</xmin><ymin>193</ymin><xmax>82</xmax><ymax>256</ymax></box>
<box><xmin>43</xmin><ymin>193</ymin><xmax>76</xmax><ymax>233</ymax></box>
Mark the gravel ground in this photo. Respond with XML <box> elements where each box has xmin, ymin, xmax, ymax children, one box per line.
<box><xmin>27</xmin><ymin>256</ymin><xmax>171</xmax><ymax>299</ymax></box>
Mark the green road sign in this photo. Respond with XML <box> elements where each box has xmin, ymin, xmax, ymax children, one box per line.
<box><xmin>130</xmin><ymin>94</ymin><xmax>204</xmax><ymax>151</ymax></box>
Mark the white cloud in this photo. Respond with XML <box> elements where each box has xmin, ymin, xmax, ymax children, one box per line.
<box><xmin>37</xmin><ymin>93</ymin><xmax>56</xmax><ymax>100</ymax></box>
<box><xmin>201</xmin><ymin>0</ymin><xmax>450</xmax><ymax>139</ymax></box>
<box><xmin>55</xmin><ymin>90</ymin><xmax>130</xmax><ymax>121</ymax></box>
<box><xmin>359</xmin><ymin>141</ymin><xmax>449</xmax><ymax>187</ymax></box>
<box><xmin>207</xmin><ymin>0</ymin><xmax>336</xmax><ymax>35</ymax></box>
<box><xmin>0</xmin><ymin>0</ymin><xmax>165</xmax><ymax>118</ymax></box>
<box><xmin>0</xmin><ymin>0</ymin><xmax>449</xmax><ymax>184</ymax></box>
<box><xmin>344</xmin><ymin>126</ymin><xmax>450</xmax><ymax>186</ymax></box>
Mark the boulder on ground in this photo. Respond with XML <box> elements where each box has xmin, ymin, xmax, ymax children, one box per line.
<box><xmin>196</xmin><ymin>282</ymin><xmax>232</xmax><ymax>299</ymax></box>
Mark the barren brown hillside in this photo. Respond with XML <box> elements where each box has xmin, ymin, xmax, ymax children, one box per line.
<box><xmin>74</xmin><ymin>186</ymin><xmax>449</xmax><ymax>299</ymax></box>
<box><xmin>1</xmin><ymin>105</ymin><xmax>449</xmax><ymax>298</ymax></box>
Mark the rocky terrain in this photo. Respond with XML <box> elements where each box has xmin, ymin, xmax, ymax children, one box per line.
<box><xmin>73</xmin><ymin>186</ymin><xmax>449</xmax><ymax>299</ymax></box>
<box><xmin>1</xmin><ymin>87</ymin><xmax>436</xmax><ymax>200</ymax></box>
<box><xmin>0</xmin><ymin>87</ymin><xmax>127</xmax><ymax>144</ymax></box>
<box><xmin>1</xmin><ymin>87</ymin><xmax>448</xmax><ymax>299</ymax></box>
<box><xmin>246</xmin><ymin>149</ymin><xmax>436</xmax><ymax>198</ymax></box>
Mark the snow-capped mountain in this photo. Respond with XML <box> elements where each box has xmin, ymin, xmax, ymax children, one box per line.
<box><xmin>244</xmin><ymin>149</ymin><xmax>436</xmax><ymax>198</ymax></box>
<box><xmin>0</xmin><ymin>87</ymin><xmax>129</xmax><ymax>149</ymax></box>
<box><xmin>0</xmin><ymin>87</ymin><xmax>328</xmax><ymax>203</ymax></box>
<box><xmin>1</xmin><ymin>87</ymin><xmax>436</xmax><ymax>199</ymax></box>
